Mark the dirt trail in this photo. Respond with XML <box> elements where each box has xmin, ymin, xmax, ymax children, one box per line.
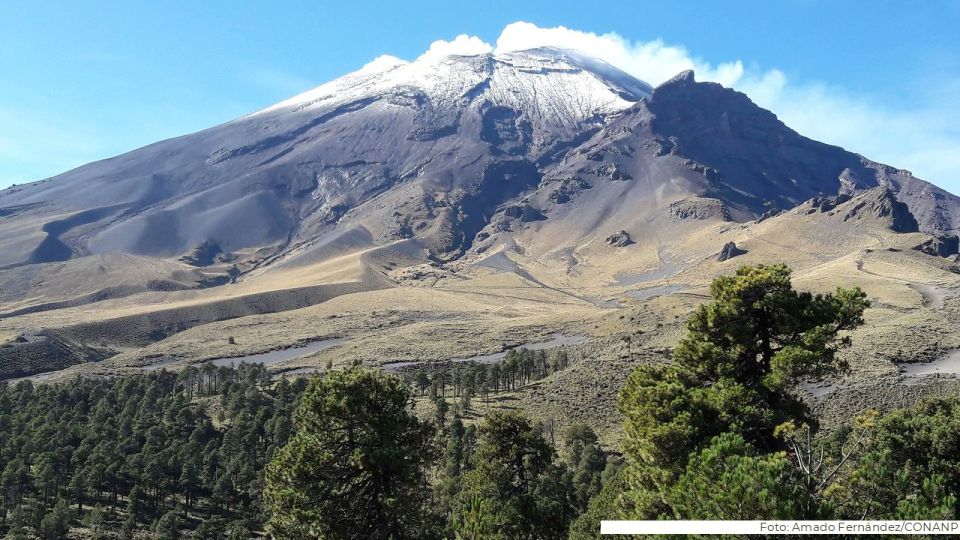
<box><xmin>910</xmin><ymin>283</ymin><xmax>948</xmax><ymax>309</ymax></box>
<box><xmin>856</xmin><ymin>259</ymin><xmax>950</xmax><ymax>309</ymax></box>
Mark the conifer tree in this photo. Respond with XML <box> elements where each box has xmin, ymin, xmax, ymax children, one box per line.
<box><xmin>264</xmin><ymin>369</ymin><xmax>436</xmax><ymax>539</ymax></box>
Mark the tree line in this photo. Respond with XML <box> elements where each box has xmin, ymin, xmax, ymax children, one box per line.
<box><xmin>5</xmin><ymin>264</ymin><xmax>960</xmax><ymax>538</ymax></box>
<box><xmin>0</xmin><ymin>343</ymin><xmax>582</xmax><ymax>538</ymax></box>
<box><xmin>265</xmin><ymin>368</ymin><xmax>608</xmax><ymax>539</ymax></box>
<box><xmin>265</xmin><ymin>264</ymin><xmax>960</xmax><ymax>538</ymax></box>
<box><xmin>0</xmin><ymin>363</ymin><xmax>306</xmax><ymax>539</ymax></box>
<box><xmin>402</xmin><ymin>347</ymin><xmax>572</xmax><ymax>410</ymax></box>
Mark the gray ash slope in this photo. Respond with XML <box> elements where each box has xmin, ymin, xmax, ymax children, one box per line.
<box><xmin>1</xmin><ymin>47</ymin><xmax>957</xmax><ymax>272</ymax></box>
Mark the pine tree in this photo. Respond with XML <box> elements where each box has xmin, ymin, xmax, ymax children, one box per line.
<box><xmin>453</xmin><ymin>411</ymin><xmax>574</xmax><ymax>539</ymax></box>
<box><xmin>562</xmin><ymin>424</ymin><xmax>607</xmax><ymax>513</ymax></box>
<box><xmin>264</xmin><ymin>369</ymin><xmax>436</xmax><ymax>539</ymax></box>
<box><xmin>38</xmin><ymin>499</ymin><xmax>71</xmax><ymax>540</ymax></box>
<box><xmin>619</xmin><ymin>264</ymin><xmax>868</xmax><ymax>508</ymax></box>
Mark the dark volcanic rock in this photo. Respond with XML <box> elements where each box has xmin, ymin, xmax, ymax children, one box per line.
<box><xmin>842</xmin><ymin>189</ymin><xmax>919</xmax><ymax>233</ymax></box>
<box><xmin>656</xmin><ymin>69</ymin><xmax>696</xmax><ymax>90</ymax></box>
<box><xmin>1</xmin><ymin>50</ymin><xmax>958</xmax><ymax>273</ymax></box>
<box><xmin>914</xmin><ymin>235</ymin><xmax>960</xmax><ymax>257</ymax></box>
<box><xmin>179</xmin><ymin>240</ymin><xmax>224</xmax><ymax>267</ymax></box>
<box><xmin>669</xmin><ymin>198</ymin><xmax>731</xmax><ymax>221</ymax></box>
<box><xmin>717</xmin><ymin>241</ymin><xmax>746</xmax><ymax>261</ymax></box>
<box><xmin>807</xmin><ymin>194</ymin><xmax>853</xmax><ymax>214</ymax></box>
<box><xmin>756</xmin><ymin>208</ymin><xmax>783</xmax><ymax>222</ymax></box>
<box><xmin>645</xmin><ymin>71</ymin><xmax>960</xmax><ymax>231</ymax></box>
<box><xmin>503</xmin><ymin>204</ymin><xmax>546</xmax><ymax>222</ymax></box>
<box><xmin>547</xmin><ymin>176</ymin><xmax>591</xmax><ymax>204</ymax></box>
<box><xmin>606</xmin><ymin>230</ymin><xmax>633</xmax><ymax>247</ymax></box>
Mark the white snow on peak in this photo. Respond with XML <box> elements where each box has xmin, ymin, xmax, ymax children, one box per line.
<box><xmin>258</xmin><ymin>55</ymin><xmax>408</xmax><ymax>114</ymax></box>
<box><xmin>254</xmin><ymin>47</ymin><xmax>653</xmax><ymax>128</ymax></box>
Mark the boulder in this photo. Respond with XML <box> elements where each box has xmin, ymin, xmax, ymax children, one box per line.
<box><xmin>756</xmin><ymin>208</ymin><xmax>783</xmax><ymax>223</ymax></box>
<box><xmin>669</xmin><ymin>198</ymin><xmax>731</xmax><ymax>221</ymax></box>
<box><xmin>717</xmin><ymin>241</ymin><xmax>746</xmax><ymax>261</ymax></box>
<box><xmin>606</xmin><ymin>230</ymin><xmax>633</xmax><ymax>247</ymax></box>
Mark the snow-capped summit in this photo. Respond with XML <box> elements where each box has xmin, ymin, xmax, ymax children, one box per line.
<box><xmin>1</xmin><ymin>44</ymin><xmax>956</xmax><ymax>275</ymax></box>
<box><xmin>257</xmin><ymin>47</ymin><xmax>652</xmax><ymax>133</ymax></box>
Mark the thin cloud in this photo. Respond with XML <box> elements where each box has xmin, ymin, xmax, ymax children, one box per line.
<box><xmin>753</xmin><ymin>78</ymin><xmax>960</xmax><ymax>188</ymax></box>
<box><xmin>358</xmin><ymin>55</ymin><xmax>408</xmax><ymax>74</ymax></box>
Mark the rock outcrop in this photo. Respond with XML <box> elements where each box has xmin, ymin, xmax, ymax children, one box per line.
<box><xmin>842</xmin><ymin>189</ymin><xmax>919</xmax><ymax>233</ymax></box>
<box><xmin>606</xmin><ymin>230</ymin><xmax>633</xmax><ymax>247</ymax></box>
<box><xmin>806</xmin><ymin>194</ymin><xmax>852</xmax><ymax>213</ymax></box>
<box><xmin>179</xmin><ymin>240</ymin><xmax>225</xmax><ymax>267</ymax></box>
<box><xmin>717</xmin><ymin>241</ymin><xmax>746</xmax><ymax>261</ymax></box>
<box><xmin>914</xmin><ymin>235</ymin><xmax>960</xmax><ymax>258</ymax></box>
<box><xmin>756</xmin><ymin>208</ymin><xmax>783</xmax><ymax>223</ymax></box>
<box><xmin>503</xmin><ymin>204</ymin><xmax>546</xmax><ymax>222</ymax></box>
<box><xmin>669</xmin><ymin>198</ymin><xmax>731</xmax><ymax>221</ymax></box>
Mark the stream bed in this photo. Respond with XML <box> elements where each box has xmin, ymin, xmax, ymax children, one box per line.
<box><xmin>208</xmin><ymin>338</ymin><xmax>345</xmax><ymax>368</ymax></box>
<box><xmin>899</xmin><ymin>350</ymin><xmax>960</xmax><ymax>382</ymax></box>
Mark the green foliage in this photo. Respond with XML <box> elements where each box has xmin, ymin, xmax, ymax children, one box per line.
<box><xmin>84</xmin><ymin>505</ymin><xmax>110</xmax><ymax>540</ymax></box>
<box><xmin>193</xmin><ymin>515</ymin><xmax>229</xmax><ymax>539</ymax></box>
<box><xmin>23</xmin><ymin>262</ymin><xmax>960</xmax><ymax>537</ymax></box>
<box><xmin>38</xmin><ymin>499</ymin><xmax>70</xmax><ymax>540</ymax></box>
<box><xmin>617</xmin><ymin>264</ymin><xmax>869</xmax><ymax>520</ymax></box>
<box><xmin>0</xmin><ymin>364</ymin><xmax>305</xmax><ymax>538</ymax></box>
<box><xmin>895</xmin><ymin>476</ymin><xmax>957</xmax><ymax>520</ymax></box>
<box><xmin>0</xmin><ymin>362</ymin><xmax>599</xmax><ymax>539</ymax></box>
<box><xmin>563</xmin><ymin>424</ymin><xmax>607</xmax><ymax>513</ymax></box>
<box><xmin>682</xmin><ymin>265</ymin><xmax>867</xmax><ymax>389</ymax></box>
<box><xmin>435</xmin><ymin>417</ymin><xmax>474</xmax><ymax>510</ymax></box>
<box><xmin>667</xmin><ymin>433</ymin><xmax>815</xmax><ymax>520</ymax></box>
<box><xmin>433</xmin><ymin>396</ymin><xmax>450</xmax><ymax>427</ymax></box>
<box><xmin>152</xmin><ymin>508</ymin><xmax>181</xmax><ymax>540</ymax></box>
<box><xmin>607</xmin><ymin>263</ymin><xmax>960</xmax><ymax>528</ymax></box>
<box><xmin>620</xmin><ymin>264</ymin><xmax>868</xmax><ymax>486</ymax></box>
<box><xmin>452</xmin><ymin>494</ymin><xmax>492</xmax><ymax>540</ymax></box>
<box><xmin>870</xmin><ymin>398</ymin><xmax>960</xmax><ymax>495</ymax></box>
<box><xmin>452</xmin><ymin>411</ymin><xmax>574</xmax><ymax>539</ymax></box>
<box><xmin>264</xmin><ymin>368</ymin><xmax>436</xmax><ymax>539</ymax></box>
<box><xmin>831</xmin><ymin>398</ymin><xmax>960</xmax><ymax>519</ymax></box>
<box><xmin>402</xmin><ymin>346</ymin><xmax>573</xmax><ymax>405</ymax></box>
<box><xmin>568</xmin><ymin>461</ymin><xmax>627</xmax><ymax>540</ymax></box>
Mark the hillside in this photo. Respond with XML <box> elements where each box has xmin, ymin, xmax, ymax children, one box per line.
<box><xmin>1</xmin><ymin>48</ymin><xmax>959</xmax><ymax>442</ymax></box>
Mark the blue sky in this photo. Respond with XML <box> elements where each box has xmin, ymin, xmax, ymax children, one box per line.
<box><xmin>1</xmin><ymin>1</ymin><xmax>958</xmax><ymax>191</ymax></box>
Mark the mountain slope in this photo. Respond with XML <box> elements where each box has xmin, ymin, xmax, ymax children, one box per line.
<box><xmin>3</xmin><ymin>48</ymin><xmax>956</xmax><ymax>278</ymax></box>
<box><xmin>2</xmin><ymin>47</ymin><xmax>960</xmax><ymax>376</ymax></box>
<box><xmin>0</xmin><ymin>48</ymin><xmax>651</xmax><ymax>270</ymax></box>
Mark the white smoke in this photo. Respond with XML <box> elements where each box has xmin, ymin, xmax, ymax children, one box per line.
<box><xmin>494</xmin><ymin>21</ymin><xmax>747</xmax><ymax>88</ymax></box>
<box><xmin>417</xmin><ymin>34</ymin><xmax>493</xmax><ymax>62</ymax></box>
<box><xmin>358</xmin><ymin>55</ymin><xmax>408</xmax><ymax>74</ymax></box>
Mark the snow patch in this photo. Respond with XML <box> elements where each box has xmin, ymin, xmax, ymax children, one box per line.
<box><xmin>254</xmin><ymin>47</ymin><xmax>652</xmax><ymax>130</ymax></box>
